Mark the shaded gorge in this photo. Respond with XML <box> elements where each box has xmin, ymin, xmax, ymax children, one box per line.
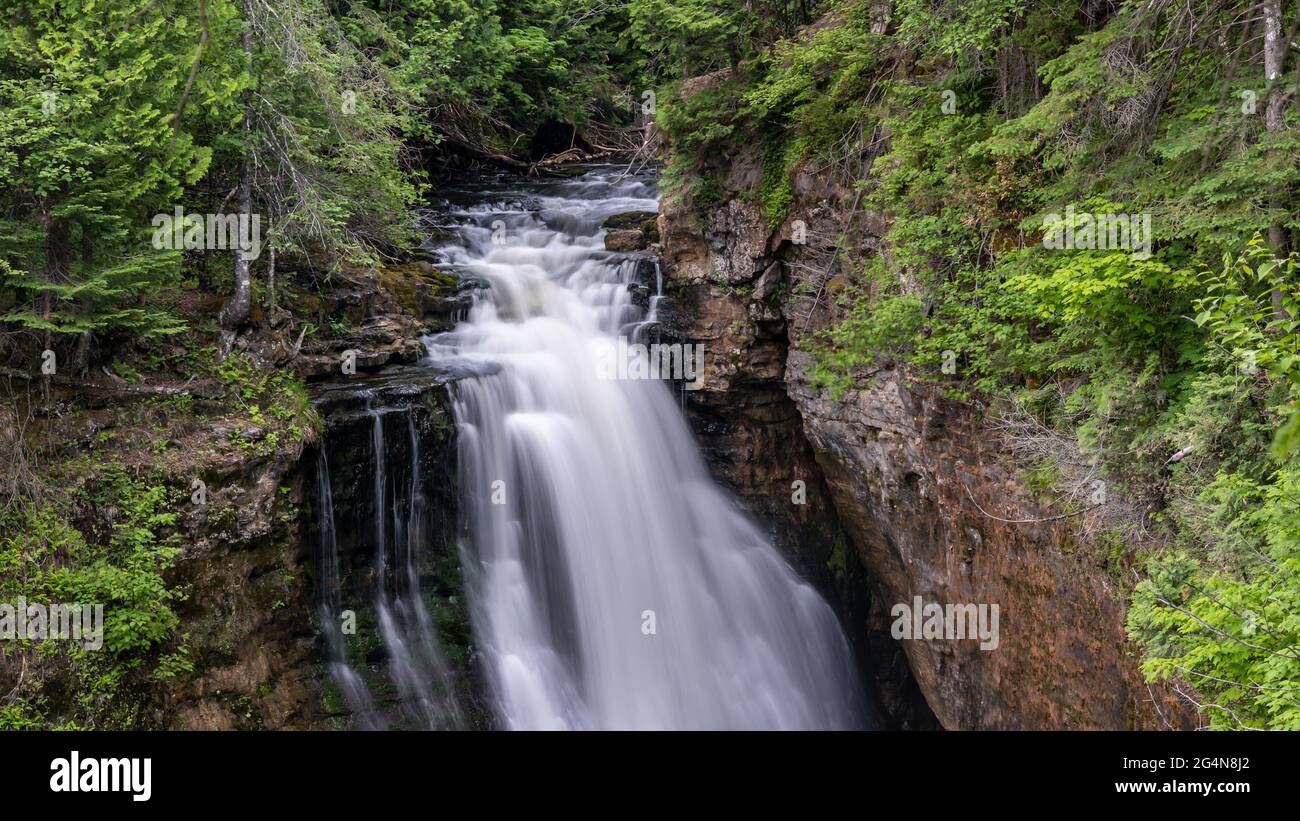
<box><xmin>307</xmin><ymin>166</ymin><xmax>870</xmax><ymax>730</ymax></box>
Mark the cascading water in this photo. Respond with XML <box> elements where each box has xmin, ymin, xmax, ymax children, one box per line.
<box><xmin>314</xmin><ymin>399</ymin><xmax>462</xmax><ymax>730</ymax></box>
<box><xmin>370</xmin><ymin>405</ymin><xmax>465</xmax><ymax>729</ymax></box>
<box><xmin>426</xmin><ymin>166</ymin><xmax>866</xmax><ymax>730</ymax></box>
<box><xmin>315</xmin><ymin>456</ymin><xmax>383</xmax><ymax>730</ymax></box>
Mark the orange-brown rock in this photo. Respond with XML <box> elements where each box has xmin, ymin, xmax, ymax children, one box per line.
<box><xmin>657</xmin><ymin>168</ymin><xmax>1194</xmax><ymax>729</ymax></box>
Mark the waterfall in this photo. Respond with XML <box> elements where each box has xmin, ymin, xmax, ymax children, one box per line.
<box><xmin>427</xmin><ymin>167</ymin><xmax>866</xmax><ymax>729</ymax></box>
<box><xmin>315</xmin><ymin>455</ymin><xmax>384</xmax><ymax>730</ymax></box>
<box><xmin>314</xmin><ymin>404</ymin><xmax>461</xmax><ymax>730</ymax></box>
<box><xmin>369</xmin><ymin>407</ymin><xmax>463</xmax><ymax>730</ymax></box>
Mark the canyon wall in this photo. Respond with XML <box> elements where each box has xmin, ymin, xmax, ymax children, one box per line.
<box><xmin>657</xmin><ymin>154</ymin><xmax>1193</xmax><ymax>729</ymax></box>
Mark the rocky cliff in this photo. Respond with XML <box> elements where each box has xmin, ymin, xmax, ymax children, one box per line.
<box><xmin>657</xmin><ymin>154</ymin><xmax>1193</xmax><ymax>729</ymax></box>
<box><xmin>1</xmin><ymin>261</ymin><xmax>476</xmax><ymax>730</ymax></box>
<box><xmin>159</xmin><ymin>262</ymin><xmax>476</xmax><ymax>729</ymax></box>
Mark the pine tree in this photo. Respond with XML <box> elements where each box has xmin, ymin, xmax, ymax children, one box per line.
<box><xmin>0</xmin><ymin>0</ymin><xmax>219</xmax><ymax>361</ymax></box>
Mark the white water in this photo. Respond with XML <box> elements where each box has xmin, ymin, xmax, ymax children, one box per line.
<box><xmin>427</xmin><ymin>167</ymin><xmax>865</xmax><ymax>729</ymax></box>
<box><xmin>315</xmin><ymin>404</ymin><xmax>462</xmax><ymax>730</ymax></box>
<box><xmin>369</xmin><ymin>408</ymin><xmax>463</xmax><ymax>729</ymax></box>
<box><xmin>315</xmin><ymin>456</ymin><xmax>383</xmax><ymax>729</ymax></box>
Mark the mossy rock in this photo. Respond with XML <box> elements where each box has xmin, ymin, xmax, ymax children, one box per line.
<box><xmin>602</xmin><ymin>210</ymin><xmax>657</xmax><ymax>231</ymax></box>
<box><xmin>377</xmin><ymin>263</ymin><xmax>459</xmax><ymax>316</ymax></box>
<box><xmin>640</xmin><ymin>217</ymin><xmax>660</xmax><ymax>243</ymax></box>
<box><xmin>602</xmin><ymin>211</ymin><xmax>659</xmax><ymax>252</ymax></box>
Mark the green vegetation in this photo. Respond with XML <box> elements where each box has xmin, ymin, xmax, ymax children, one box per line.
<box><xmin>3</xmin><ymin>0</ymin><xmax>1297</xmax><ymax>731</ymax></box>
<box><xmin>0</xmin><ymin>466</ymin><xmax>184</xmax><ymax>728</ymax></box>
<box><xmin>0</xmin><ymin>0</ymin><xmax>647</xmax><ymax>348</ymax></box>
<box><xmin>653</xmin><ymin>0</ymin><xmax>1300</xmax><ymax>729</ymax></box>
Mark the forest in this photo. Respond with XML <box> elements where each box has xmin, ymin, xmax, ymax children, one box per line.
<box><xmin>1</xmin><ymin>0</ymin><xmax>1298</xmax><ymax>733</ymax></box>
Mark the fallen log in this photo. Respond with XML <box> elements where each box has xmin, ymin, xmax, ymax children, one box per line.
<box><xmin>0</xmin><ymin>366</ymin><xmax>192</xmax><ymax>397</ymax></box>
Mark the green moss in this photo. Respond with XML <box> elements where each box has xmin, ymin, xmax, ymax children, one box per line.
<box><xmin>826</xmin><ymin>530</ymin><xmax>849</xmax><ymax>580</ymax></box>
<box><xmin>377</xmin><ymin>263</ymin><xmax>457</xmax><ymax>316</ymax></box>
<box><xmin>759</xmin><ymin>142</ymin><xmax>798</xmax><ymax>229</ymax></box>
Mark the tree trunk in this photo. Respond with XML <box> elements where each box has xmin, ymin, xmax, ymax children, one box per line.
<box><xmin>219</xmin><ymin>8</ymin><xmax>254</xmax><ymax>333</ymax></box>
<box><xmin>870</xmin><ymin>1</ymin><xmax>892</xmax><ymax>35</ymax></box>
<box><xmin>1262</xmin><ymin>0</ymin><xmax>1288</xmax><ymax>318</ymax></box>
<box><xmin>266</xmin><ymin>242</ymin><xmax>276</xmax><ymax>310</ymax></box>
<box><xmin>1264</xmin><ymin>0</ymin><xmax>1286</xmax><ymax>133</ymax></box>
<box><xmin>73</xmin><ymin>225</ymin><xmax>94</xmax><ymax>375</ymax></box>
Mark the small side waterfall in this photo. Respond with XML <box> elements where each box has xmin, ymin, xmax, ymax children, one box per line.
<box><xmin>315</xmin><ymin>455</ymin><xmax>383</xmax><ymax>730</ymax></box>
<box><xmin>313</xmin><ymin>396</ymin><xmax>465</xmax><ymax>730</ymax></box>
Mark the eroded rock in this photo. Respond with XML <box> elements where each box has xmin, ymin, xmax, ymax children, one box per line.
<box><xmin>656</xmin><ymin>176</ymin><xmax>1192</xmax><ymax>729</ymax></box>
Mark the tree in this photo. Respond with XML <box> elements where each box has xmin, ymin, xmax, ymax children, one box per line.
<box><xmin>219</xmin><ymin>0</ymin><xmax>253</xmax><ymax>334</ymax></box>
<box><xmin>208</xmin><ymin>0</ymin><xmax>424</xmax><ymax>338</ymax></box>
<box><xmin>0</xmin><ymin>0</ymin><xmax>213</xmax><ymax>361</ymax></box>
<box><xmin>1262</xmin><ymin>0</ymin><xmax>1291</xmax><ymax>318</ymax></box>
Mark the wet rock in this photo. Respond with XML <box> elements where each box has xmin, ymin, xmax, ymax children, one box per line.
<box><xmin>603</xmin><ymin>210</ymin><xmax>658</xmax><ymax>231</ymax></box>
<box><xmin>602</xmin><ymin>210</ymin><xmax>660</xmax><ymax>252</ymax></box>
<box><xmin>604</xmin><ymin>228</ymin><xmax>647</xmax><ymax>252</ymax></box>
<box><xmin>305</xmin><ymin>366</ymin><xmax>492</xmax><ymax>729</ymax></box>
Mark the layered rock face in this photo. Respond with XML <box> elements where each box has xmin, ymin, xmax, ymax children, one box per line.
<box><xmin>657</xmin><ymin>155</ymin><xmax>1191</xmax><ymax>729</ymax></box>
<box><xmin>161</xmin><ymin>265</ymin><xmax>473</xmax><ymax>729</ymax></box>
<box><xmin>161</xmin><ymin>434</ymin><xmax>318</xmax><ymax>729</ymax></box>
<box><xmin>308</xmin><ymin>372</ymin><xmax>488</xmax><ymax>729</ymax></box>
<box><xmin>142</xmin><ymin>366</ymin><xmax>477</xmax><ymax>730</ymax></box>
